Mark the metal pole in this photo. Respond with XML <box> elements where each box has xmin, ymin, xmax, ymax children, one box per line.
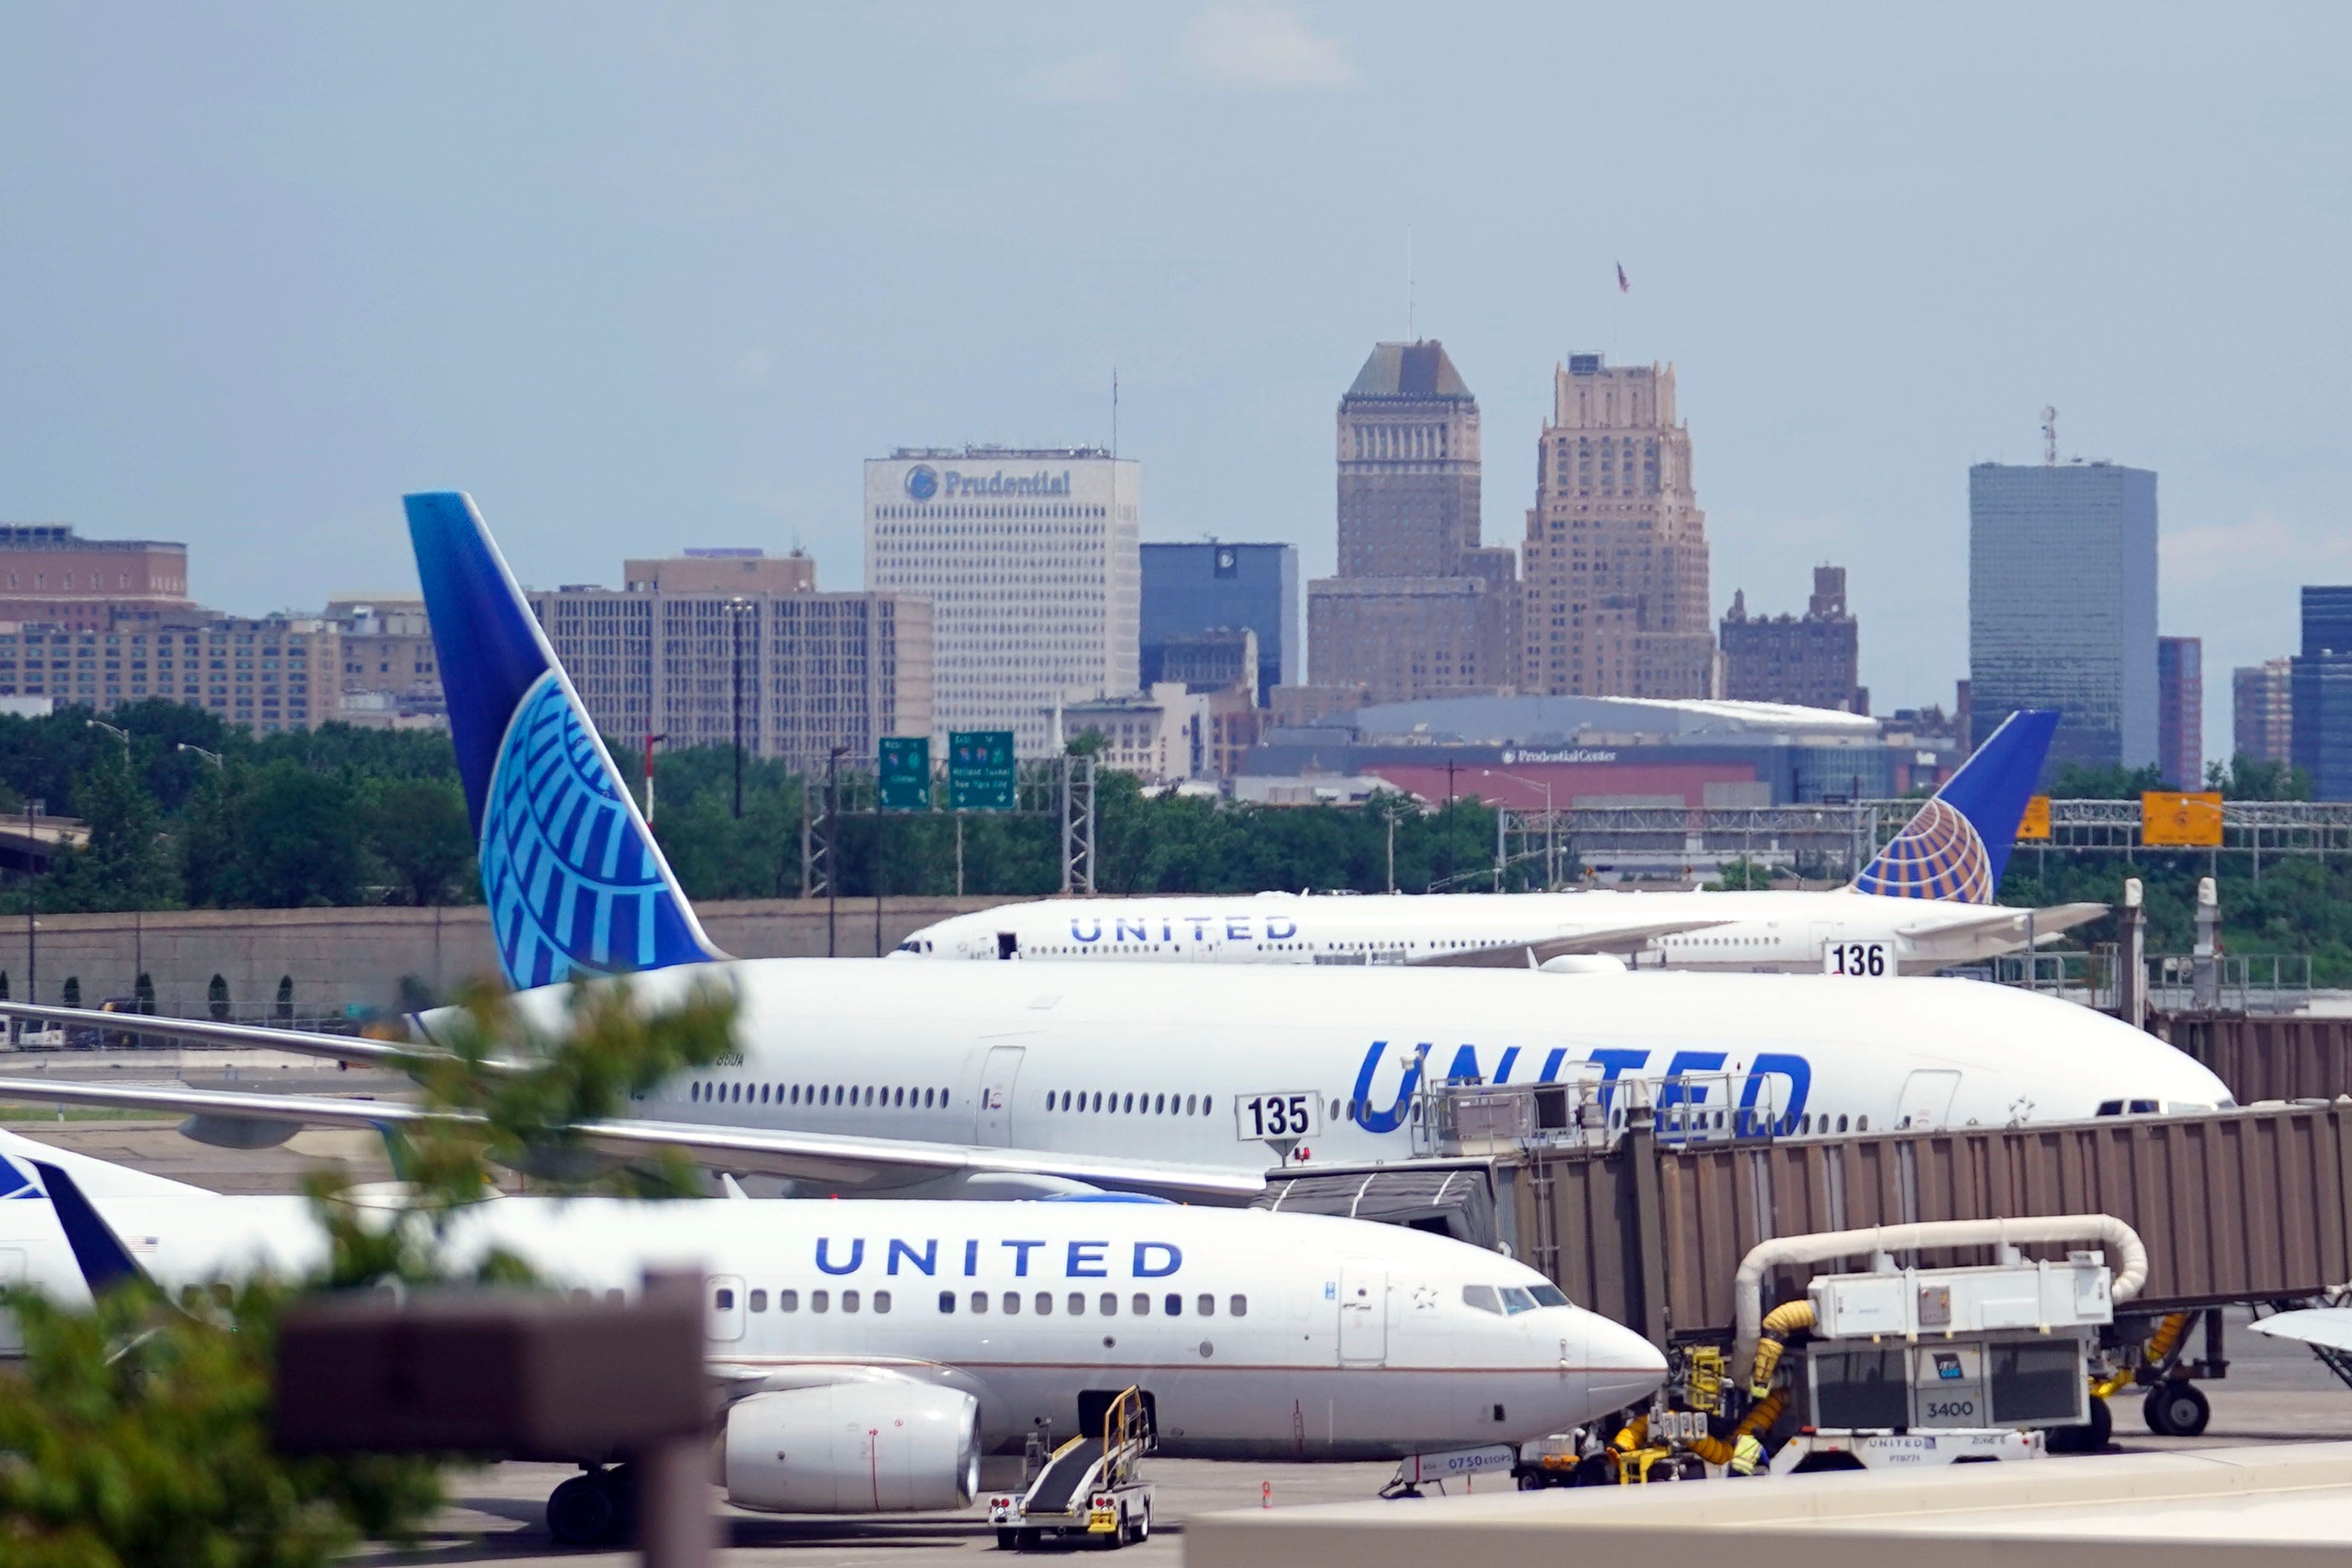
<box><xmin>730</xmin><ymin>605</ymin><xmax>745</xmax><ymax>820</ymax></box>
<box><xmin>26</xmin><ymin>799</ymin><xmax>36</xmax><ymax>1010</ymax></box>
<box><xmin>955</xmin><ymin>811</ymin><xmax>964</xmax><ymax>898</ymax></box>
<box><xmin>826</xmin><ymin>749</ymin><xmax>841</xmax><ymax>957</ymax></box>
<box><xmin>1386</xmin><ymin>811</ymin><xmax>1396</xmax><ymax>894</ymax></box>
<box><xmin>1494</xmin><ymin>806</ymin><xmax>1506</xmax><ymax>892</ymax></box>
<box><xmin>874</xmin><ymin>806</ymin><xmax>885</xmax><ymax>957</ymax></box>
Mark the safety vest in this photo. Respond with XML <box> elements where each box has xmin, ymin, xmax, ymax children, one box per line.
<box><xmin>1728</xmin><ymin>1434</ymin><xmax>1766</xmax><ymax>1477</ymax></box>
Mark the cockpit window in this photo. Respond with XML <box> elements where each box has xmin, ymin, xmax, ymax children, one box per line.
<box><xmin>1462</xmin><ymin>1284</ymin><xmax>1503</xmax><ymax>1316</ymax></box>
<box><xmin>1500</xmin><ymin>1286</ymin><xmax>1540</xmax><ymax>1315</ymax></box>
<box><xmin>1529</xmin><ymin>1284</ymin><xmax>1571</xmax><ymax>1309</ymax></box>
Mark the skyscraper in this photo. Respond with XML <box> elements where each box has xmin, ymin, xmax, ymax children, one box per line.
<box><xmin>1305</xmin><ymin>342</ymin><xmax>1518</xmax><ymax>702</ymax></box>
<box><xmin>1719</xmin><ymin>565</ymin><xmax>1865</xmax><ymax>713</ymax></box>
<box><xmin>1518</xmin><ymin>353</ymin><xmax>1711</xmax><ymax>698</ymax></box>
<box><xmin>2233</xmin><ymin>658</ymin><xmax>2293</xmax><ymax>763</ymax></box>
<box><xmin>2157</xmin><ymin>635</ymin><xmax>2203</xmax><ymax>788</ymax></box>
<box><xmin>2292</xmin><ymin>587</ymin><xmax>2352</xmax><ymax>800</ymax></box>
<box><xmin>865</xmin><ymin>447</ymin><xmax>1139</xmax><ymax>756</ymax></box>
<box><xmin>1967</xmin><ymin>461</ymin><xmax>2158</xmax><ymax>775</ymax></box>
<box><xmin>1140</xmin><ymin>540</ymin><xmax>1296</xmax><ymax>705</ymax></box>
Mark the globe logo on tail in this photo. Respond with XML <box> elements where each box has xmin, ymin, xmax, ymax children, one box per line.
<box><xmin>480</xmin><ymin>671</ymin><xmax>682</xmax><ymax>988</ymax></box>
<box><xmin>1852</xmin><ymin>798</ymin><xmax>1994</xmax><ymax>902</ymax></box>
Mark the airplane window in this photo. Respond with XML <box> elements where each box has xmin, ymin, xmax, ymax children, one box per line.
<box><xmin>1068</xmin><ymin>1293</ymin><xmax>1086</xmax><ymax>1315</ymax></box>
<box><xmin>1329</xmin><ymin>1099</ymin><xmax>1341</xmax><ymax>1120</ymax></box>
<box><xmin>868</xmin><ymin>1086</ymin><xmax>878</xmax><ymax>1106</ymax></box>
<box><xmin>759</xmin><ymin>1085</ymin><xmax>771</xmax><ymax>1105</ymax></box>
<box><xmin>1186</xmin><ymin>1095</ymin><xmax>1198</xmax><ymax>1114</ymax></box>
<box><xmin>1002</xmin><ymin>1292</ymin><xmax>1021</xmax><ymax>1315</ymax></box>
<box><xmin>779</xmin><ymin>1290</ymin><xmax>798</xmax><ymax>1312</ymax></box>
<box><xmin>1501</xmin><ymin>1287</ymin><xmax>1540</xmax><ymax>1314</ymax></box>
<box><xmin>1094</xmin><ymin>1292</ymin><xmax>1116</xmax><ymax>1315</ymax></box>
<box><xmin>713</xmin><ymin>1287</ymin><xmax>735</xmax><ymax>1310</ymax></box>
<box><xmin>1203</xmin><ymin>1097</ymin><xmax>1212</xmax><ymax>1115</ymax></box>
<box><xmin>1857</xmin><ymin>1116</ymin><xmax>1868</xmax><ymax>1131</ymax></box>
<box><xmin>875</xmin><ymin>1291</ymin><xmax>891</xmax><ymax>1313</ymax></box>
<box><xmin>1091</xmin><ymin>1092</ymin><xmax>1102</xmax><ymax>1112</ymax></box>
<box><xmin>1836</xmin><ymin>1114</ymin><xmax>1849</xmax><ymax>1132</ymax></box>
<box><xmin>2130</xmin><ymin>1098</ymin><xmax>2158</xmax><ymax>1114</ymax></box>
<box><xmin>1197</xmin><ymin>1294</ymin><xmax>1215</xmax><ymax>1316</ymax></box>
<box><xmin>1800</xmin><ymin>1114</ymin><xmax>1812</xmax><ymax>1134</ymax></box>
<box><xmin>1131</xmin><ymin>1293</ymin><xmax>1150</xmax><ymax>1316</ymax></box>
<box><xmin>1155</xmin><ymin>1094</ymin><xmax>1166</xmax><ymax>1114</ymax></box>
<box><xmin>811</xmin><ymin>1290</ymin><xmax>829</xmax><ymax>1313</ymax></box>
<box><xmin>1036</xmin><ymin>1292</ymin><xmax>1054</xmax><ymax>1315</ymax></box>
<box><xmin>923</xmin><ymin>1088</ymin><xmax>933</xmax><ymax>1108</ymax></box>
<box><xmin>2095</xmin><ymin>1100</ymin><xmax>2123</xmax><ymax>1117</ymax></box>
<box><xmin>1163</xmin><ymin>1293</ymin><xmax>1183</xmax><ymax>1317</ymax></box>
<box><xmin>1530</xmin><ymin>1284</ymin><xmax>1571</xmax><ymax>1308</ymax></box>
<box><xmin>1124</xmin><ymin>1094</ymin><xmax>1135</xmax><ymax>1114</ymax></box>
<box><xmin>843</xmin><ymin>1291</ymin><xmax>860</xmax><ymax>1313</ymax></box>
<box><xmin>938</xmin><ymin>1291</ymin><xmax>956</xmax><ymax>1313</ymax></box>
<box><xmin>1462</xmin><ymin>1285</ymin><xmax>1503</xmax><ymax>1315</ymax></box>
<box><xmin>690</xmin><ymin>1082</ymin><xmax>700</xmax><ymax>1102</ymax></box>
<box><xmin>749</xmin><ymin>1290</ymin><xmax>768</xmax><ymax>1313</ymax></box>
<box><xmin>894</xmin><ymin>1087</ymin><xmax>905</xmax><ymax>1106</ymax></box>
<box><xmin>788</xmin><ymin>1085</ymin><xmax>800</xmax><ymax>1105</ymax></box>
<box><xmin>971</xmin><ymin>1291</ymin><xmax>989</xmax><ymax>1314</ymax></box>
<box><xmin>819</xmin><ymin>1086</ymin><xmax>829</xmax><ymax>1106</ymax></box>
<box><xmin>1229</xmin><ymin>1295</ymin><xmax>1247</xmax><ymax>1317</ymax></box>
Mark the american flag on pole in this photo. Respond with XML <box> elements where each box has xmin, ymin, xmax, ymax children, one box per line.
<box><xmin>1616</xmin><ymin>262</ymin><xmax>1630</xmax><ymax>294</ymax></box>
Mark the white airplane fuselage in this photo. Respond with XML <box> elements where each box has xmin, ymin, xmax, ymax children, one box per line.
<box><xmin>477</xmin><ymin>961</ymin><xmax>2230</xmax><ymax>1179</ymax></box>
<box><xmin>0</xmin><ymin>1149</ymin><xmax>1661</xmax><ymax>1463</ymax></box>
<box><xmin>897</xmin><ymin>889</ymin><xmax>2085</xmax><ymax>975</ymax></box>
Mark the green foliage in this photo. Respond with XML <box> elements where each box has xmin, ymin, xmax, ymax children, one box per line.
<box><xmin>2206</xmin><ymin>753</ymin><xmax>2312</xmax><ymax>800</ymax></box>
<box><xmin>364</xmin><ymin>777</ymin><xmax>474</xmax><ymax>905</ymax></box>
<box><xmin>0</xmin><ymin>977</ymin><xmax>739</xmax><ymax>1566</ymax></box>
<box><xmin>1708</xmin><ymin>858</ymin><xmax>1777</xmax><ymax>891</ymax></box>
<box><xmin>2048</xmin><ymin>761</ymin><xmax>2169</xmax><ymax>800</ymax></box>
<box><xmin>1999</xmin><ymin>847</ymin><xmax>2352</xmax><ymax>984</ymax></box>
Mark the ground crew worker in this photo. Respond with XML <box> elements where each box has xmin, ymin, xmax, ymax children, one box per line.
<box><xmin>1728</xmin><ymin>1432</ymin><xmax>1767</xmax><ymax>1477</ymax></box>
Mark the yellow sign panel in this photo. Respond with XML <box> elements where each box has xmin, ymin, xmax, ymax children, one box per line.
<box><xmin>2141</xmin><ymin>791</ymin><xmax>2224</xmax><ymax>848</ymax></box>
<box><xmin>2016</xmin><ymin>795</ymin><xmax>2051</xmax><ymax>841</ymax></box>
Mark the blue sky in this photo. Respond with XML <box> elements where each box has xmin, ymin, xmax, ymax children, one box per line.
<box><xmin>3</xmin><ymin>2</ymin><xmax>2346</xmax><ymax>757</ymax></box>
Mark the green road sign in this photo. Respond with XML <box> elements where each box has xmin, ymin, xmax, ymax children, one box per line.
<box><xmin>878</xmin><ymin>736</ymin><xmax>931</xmax><ymax>811</ymax></box>
<box><xmin>948</xmin><ymin>730</ymin><xmax>1016</xmax><ymax>811</ymax></box>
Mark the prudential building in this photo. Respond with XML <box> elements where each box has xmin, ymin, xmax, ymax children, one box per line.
<box><xmin>866</xmin><ymin>448</ymin><xmax>1140</xmax><ymax>756</ymax></box>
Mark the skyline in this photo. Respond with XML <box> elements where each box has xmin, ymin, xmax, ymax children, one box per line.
<box><xmin>4</xmin><ymin>4</ymin><xmax>2348</xmax><ymax>762</ymax></box>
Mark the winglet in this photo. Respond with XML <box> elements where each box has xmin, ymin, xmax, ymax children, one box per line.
<box><xmin>1852</xmin><ymin>709</ymin><xmax>2058</xmax><ymax>901</ymax></box>
<box><xmin>405</xmin><ymin>491</ymin><xmax>725</xmax><ymax>988</ymax></box>
<box><xmin>29</xmin><ymin>1160</ymin><xmax>145</xmax><ymax>1297</ymax></box>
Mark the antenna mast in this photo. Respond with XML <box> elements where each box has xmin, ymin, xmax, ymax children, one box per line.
<box><xmin>1405</xmin><ymin>228</ymin><xmax>1415</xmax><ymax>339</ymax></box>
<box><xmin>2040</xmin><ymin>405</ymin><xmax>2059</xmax><ymax>466</ymax></box>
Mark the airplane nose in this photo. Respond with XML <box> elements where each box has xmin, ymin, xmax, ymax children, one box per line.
<box><xmin>1583</xmin><ymin>1316</ymin><xmax>1668</xmax><ymax>1411</ymax></box>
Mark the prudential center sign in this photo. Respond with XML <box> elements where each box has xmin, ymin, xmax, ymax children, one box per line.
<box><xmin>904</xmin><ymin>464</ymin><xmax>1073</xmax><ymax>502</ymax></box>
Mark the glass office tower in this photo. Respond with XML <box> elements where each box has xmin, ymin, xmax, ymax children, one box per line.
<box><xmin>1968</xmin><ymin>462</ymin><xmax>2158</xmax><ymax>777</ymax></box>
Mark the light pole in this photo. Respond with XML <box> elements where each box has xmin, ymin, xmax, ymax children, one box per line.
<box><xmin>176</xmin><ymin>743</ymin><xmax>223</xmax><ymax>768</ymax></box>
<box><xmin>726</xmin><ymin>599</ymin><xmax>756</xmax><ymax>820</ymax></box>
<box><xmin>87</xmin><ymin>719</ymin><xmax>128</xmax><ymax>748</ymax></box>
<box><xmin>24</xmin><ymin>797</ymin><xmax>40</xmax><ymax>1013</ymax></box>
<box><xmin>825</xmin><ymin>745</ymin><xmax>849</xmax><ymax>957</ymax></box>
<box><xmin>1481</xmin><ymin>770</ymin><xmax>1558</xmax><ymax>889</ymax></box>
<box><xmin>641</xmin><ymin>734</ymin><xmax>668</xmax><ymax>824</ymax></box>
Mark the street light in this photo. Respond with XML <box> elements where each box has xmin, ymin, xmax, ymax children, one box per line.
<box><xmin>86</xmin><ymin>719</ymin><xmax>128</xmax><ymax>748</ymax></box>
<box><xmin>176</xmin><ymin>742</ymin><xmax>223</xmax><ymax>768</ymax></box>
<box><xmin>725</xmin><ymin>599</ymin><xmax>757</xmax><ymax>820</ymax></box>
<box><xmin>641</xmin><ymin>734</ymin><xmax>668</xmax><ymax>824</ymax></box>
<box><xmin>1482</xmin><ymin>769</ymin><xmax>1558</xmax><ymax>891</ymax></box>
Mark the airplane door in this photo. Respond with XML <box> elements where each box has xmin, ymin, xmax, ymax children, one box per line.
<box><xmin>1337</xmin><ymin>1261</ymin><xmax>1388</xmax><ymax>1365</ymax></box>
<box><xmin>976</xmin><ymin>1044</ymin><xmax>1025</xmax><ymax>1146</ymax></box>
<box><xmin>1897</xmin><ymin>1070</ymin><xmax>1961</xmax><ymax>1131</ymax></box>
<box><xmin>708</xmin><ymin>1274</ymin><xmax>747</xmax><ymax>1343</ymax></box>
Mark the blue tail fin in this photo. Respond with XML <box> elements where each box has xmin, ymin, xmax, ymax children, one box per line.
<box><xmin>1851</xmin><ymin>708</ymin><xmax>2058</xmax><ymax>901</ymax></box>
<box><xmin>405</xmin><ymin>492</ymin><xmax>723</xmax><ymax>989</ymax></box>
<box><xmin>29</xmin><ymin>1160</ymin><xmax>145</xmax><ymax>1296</ymax></box>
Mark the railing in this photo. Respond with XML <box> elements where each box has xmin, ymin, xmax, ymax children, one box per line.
<box><xmin>1412</xmin><ymin>1071</ymin><xmax>1780</xmax><ymax>1158</ymax></box>
<box><xmin>1984</xmin><ymin>949</ymin><xmax>2313</xmax><ymax>1014</ymax></box>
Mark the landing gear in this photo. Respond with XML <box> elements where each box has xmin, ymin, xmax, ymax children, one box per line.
<box><xmin>2143</xmin><ymin>1381</ymin><xmax>2211</xmax><ymax>1437</ymax></box>
<box><xmin>546</xmin><ymin>1464</ymin><xmax>633</xmax><ymax>1548</ymax></box>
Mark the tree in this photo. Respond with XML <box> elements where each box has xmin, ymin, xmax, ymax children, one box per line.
<box><xmin>2050</xmin><ymin>761</ymin><xmax>2168</xmax><ymax>800</ymax></box>
<box><xmin>2206</xmin><ymin>753</ymin><xmax>2312</xmax><ymax>801</ymax></box>
<box><xmin>36</xmin><ymin>747</ymin><xmax>178</xmax><ymax>912</ymax></box>
<box><xmin>184</xmin><ymin>762</ymin><xmax>366</xmax><ymax>908</ymax></box>
<box><xmin>366</xmin><ymin>777</ymin><xmax>476</xmax><ymax>905</ymax></box>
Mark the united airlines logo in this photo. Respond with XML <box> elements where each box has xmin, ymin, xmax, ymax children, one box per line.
<box><xmin>1852</xmin><ymin>797</ymin><xmax>1994</xmax><ymax>902</ymax></box>
<box><xmin>480</xmin><ymin>672</ymin><xmax>689</xmax><ymax>987</ymax></box>
<box><xmin>904</xmin><ymin>464</ymin><xmax>940</xmax><ymax>502</ymax></box>
<box><xmin>0</xmin><ymin>1156</ymin><xmax>42</xmax><ymax>1200</ymax></box>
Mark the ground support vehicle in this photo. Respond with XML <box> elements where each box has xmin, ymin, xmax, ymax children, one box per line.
<box><xmin>990</xmin><ymin>1388</ymin><xmax>1154</xmax><ymax>1549</ymax></box>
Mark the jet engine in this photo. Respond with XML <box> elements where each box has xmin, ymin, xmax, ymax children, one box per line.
<box><xmin>722</xmin><ymin>1382</ymin><xmax>981</xmax><ymax>1514</ymax></box>
<box><xmin>1538</xmin><ymin>953</ymin><xmax>1630</xmax><ymax>974</ymax></box>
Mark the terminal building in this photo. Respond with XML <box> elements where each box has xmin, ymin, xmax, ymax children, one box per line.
<box><xmin>1241</xmin><ymin>693</ymin><xmax>1957</xmax><ymax>810</ymax></box>
<box><xmin>866</xmin><ymin>447</ymin><xmax>1139</xmax><ymax>756</ymax></box>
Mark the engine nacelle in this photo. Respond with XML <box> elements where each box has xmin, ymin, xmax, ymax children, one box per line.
<box><xmin>722</xmin><ymin>1382</ymin><xmax>980</xmax><ymax>1514</ymax></box>
<box><xmin>1538</xmin><ymin>953</ymin><xmax>1629</xmax><ymax>974</ymax></box>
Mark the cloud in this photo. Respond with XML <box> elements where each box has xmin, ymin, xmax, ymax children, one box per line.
<box><xmin>734</xmin><ymin>347</ymin><xmax>776</xmax><ymax>390</ymax></box>
<box><xmin>1179</xmin><ymin>3</ymin><xmax>1353</xmax><ymax>89</ymax></box>
<box><xmin>1021</xmin><ymin>47</ymin><xmax>1129</xmax><ymax>105</ymax></box>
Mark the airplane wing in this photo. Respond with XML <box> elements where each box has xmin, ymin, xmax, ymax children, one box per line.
<box><xmin>2247</xmin><ymin>1308</ymin><xmax>2352</xmax><ymax>1354</ymax></box>
<box><xmin>0</xmin><ymin>1077</ymin><xmax>1266</xmax><ymax>1205</ymax></box>
<box><xmin>1893</xmin><ymin>903</ymin><xmax>2109</xmax><ymax>942</ymax></box>
<box><xmin>0</xmin><ymin>1001</ymin><xmax>453</xmax><ymax>1073</ymax></box>
<box><xmin>1408</xmin><ymin>918</ymin><xmax>1734</xmax><ymax>967</ymax></box>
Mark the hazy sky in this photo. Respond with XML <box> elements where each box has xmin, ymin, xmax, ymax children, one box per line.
<box><xmin>4</xmin><ymin>4</ymin><xmax>2347</xmax><ymax>757</ymax></box>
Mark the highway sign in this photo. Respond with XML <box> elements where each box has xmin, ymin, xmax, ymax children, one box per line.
<box><xmin>2016</xmin><ymin>795</ymin><xmax>2051</xmax><ymax>841</ymax></box>
<box><xmin>949</xmin><ymin>730</ymin><xmax>1016</xmax><ymax>811</ymax></box>
<box><xmin>2141</xmin><ymin>791</ymin><xmax>2224</xmax><ymax>848</ymax></box>
<box><xmin>878</xmin><ymin>736</ymin><xmax>930</xmax><ymax>811</ymax></box>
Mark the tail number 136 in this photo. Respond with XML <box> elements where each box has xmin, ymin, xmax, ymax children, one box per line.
<box><xmin>1237</xmin><ymin>1092</ymin><xmax>1321</xmax><ymax>1141</ymax></box>
<box><xmin>1825</xmin><ymin>941</ymin><xmax>1890</xmax><ymax>978</ymax></box>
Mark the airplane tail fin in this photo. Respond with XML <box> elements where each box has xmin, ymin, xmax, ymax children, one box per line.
<box><xmin>1850</xmin><ymin>708</ymin><xmax>2057</xmax><ymax>901</ymax></box>
<box><xmin>405</xmin><ymin>492</ymin><xmax>724</xmax><ymax>989</ymax></box>
<box><xmin>27</xmin><ymin>1160</ymin><xmax>146</xmax><ymax>1296</ymax></box>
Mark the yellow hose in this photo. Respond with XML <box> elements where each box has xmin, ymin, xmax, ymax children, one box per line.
<box><xmin>1613</xmin><ymin>1413</ymin><xmax>1649</xmax><ymax>1452</ymax></box>
<box><xmin>1679</xmin><ymin>1390</ymin><xmax>1789</xmax><ymax>1466</ymax></box>
<box><xmin>2147</xmin><ymin>1311</ymin><xmax>2192</xmax><ymax>1364</ymax></box>
<box><xmin>1751</xmin><ymin>1300</ymin><xmax>1817</xmax><ymax>1394</ymax></box>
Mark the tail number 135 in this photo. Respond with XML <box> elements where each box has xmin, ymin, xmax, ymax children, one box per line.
<box><xmin>1237</xmin><ymin>1092</ymin><xmax>1321</xmax><ymax>1141</ymax></box>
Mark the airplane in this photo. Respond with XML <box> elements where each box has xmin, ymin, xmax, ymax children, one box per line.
<box><xmin>894</xmin><ymin>709</ymin><xmax>2108</xmax><ymax>976</ymax></box>
<box><xmin>0</xmin><ymin>493</ymin><xmax>2234</xmax><ymax>1206</ymax></box>
<box><xmin>0</xmin><ymin>1129</ymin><xmax>1667</xmax><ymax>1546</ymax></box>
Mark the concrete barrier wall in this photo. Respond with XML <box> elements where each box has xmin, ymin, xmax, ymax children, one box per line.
<box><xmin>0</xmin><ymin>897</ymin><xmax>1011</xmax><ymax>1016</ymax></box>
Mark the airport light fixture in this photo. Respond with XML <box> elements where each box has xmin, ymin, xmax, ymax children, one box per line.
<box><xmin>1483</xmin><ymin>769</ymin><xmax>1558</xmax><ymax>890</ymax></box>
